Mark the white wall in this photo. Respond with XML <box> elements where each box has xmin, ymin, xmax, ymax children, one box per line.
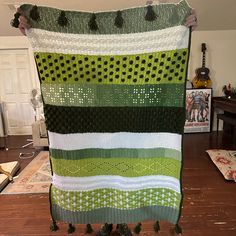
<box><xmin>189</xmin><ymin>30</ymin><xmax>236</xmax><ymax>96</ymax></box>
<box><xmin>189</xmin><ymin>30</ymin><xmax>236</xmax><ymax>131</ymax></box>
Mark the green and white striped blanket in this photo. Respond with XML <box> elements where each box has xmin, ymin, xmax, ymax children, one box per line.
<box><xmin>19</xmin><ymin>0</ymin><xmax>191</xmax><ymax>228</ymax></box>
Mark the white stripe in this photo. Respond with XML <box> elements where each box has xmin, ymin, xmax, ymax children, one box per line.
<box><xmin>52</xmin><ymin>174</ymin><xmax>180</xmax><ymax>193</ymax></box>
<box><xmin>27</xmin><ymin>26</ymin><xmax>189</xmax><ymax>55</ymax></box>
<box><xmin>48</xmin><ymin>132</ymin><xmax>182</xmax><ymax>151</ymax></box>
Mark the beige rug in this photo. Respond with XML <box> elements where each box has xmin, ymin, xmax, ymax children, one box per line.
<box><xmin>206</xmin><ymin>149</ymin><xmax>236</xmax><ymax>182</ymax></box>
<box><xmin>1</xmin><ymin>151</ymin><xmax>51</xmax><ymax>194</ymax></box>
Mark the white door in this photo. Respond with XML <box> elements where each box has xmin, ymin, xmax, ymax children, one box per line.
<box><xmin>0</xmin><ymin>49</ymin><xmax>35</xmax><ymax>135</ymax></box>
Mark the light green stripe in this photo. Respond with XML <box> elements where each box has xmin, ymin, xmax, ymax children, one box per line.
<box><xmin>50</xmin><ymin>147</ymin><xmax>181</xmax><ymax>161</ymax></box>
<box><xmin>51</xmin><ymin>186</ymin><xmax>181</xmax><ymax>212</ymax></box>
<box><xmin>21</xmin><ymin>0</ymin><xmax>191</xmax><ymax>34</ymax></box>
<box><xmin>35</xmin><ymin>48</ymin><xmax>188</xmax><ymax>85</ymax></box>
<box><xmin>42</xmin><ymin>83</ymin><xmax>185</xmax><ymax>107</ymax></box>
<box><xmin>51</xmin><ymin>157</ymin><xmax>181</xmax><ymax>178</ymax></box>
<box><xmin>52</xmin><ymin>203</ymin><xmax>180</xmax><ymax>224</ymax></box>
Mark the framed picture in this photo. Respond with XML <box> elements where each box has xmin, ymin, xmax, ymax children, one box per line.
<box><xmin>184</xmin><ymin>88</ymin><xmax>212</xmax><ymax>133</ymax></box>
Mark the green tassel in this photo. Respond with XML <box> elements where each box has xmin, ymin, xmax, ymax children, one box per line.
<box><xmin>134</xmin><ymin>222</ymin><xmax>142</xmax><ymax>234</ymax></box>
<box><xmin>29</xmin><ymin>5</ymin><xmax>40</xmax><ymax>22</ymax></box>
<box><xmin>50</xmin><ymin>221</ymin><xmax>59</xmax><ymax>231</ymax></box>
<box><xmin>85</xmin><ymin>224</ymin><xmax>94</xmax><ymax>234</ymax></box>
<box><xmin>58</xmin><ymin>11</ymin><xmax>68</xmax><ymax>27</ymax></box>
<box><xmin>116</xmin><ymin>224</ymin><xmax>132</xmax><ymax>236</ymax></box>
<box><xmin>97</xmin><ymin>223</ymin><xmax>113</xmax><ymax>236</ymax></box>
<box><xmin>114</xmin><ymin>11</ymin><xmax>124</xmax><ymax>28</ymax></box>
<box><xmin>153</xmin><ymin>221</ymin><xmax>160</xmax><ymax>233</ymax></box>
<box><xmin>145</xmin><ymin>5</ymin><xmax>157</xmax><ymax>21</ymax></box>
<box><xmin>89</xmin><ymin>13</ymin><xmax>98</xmax><ymax>31</ymax></box>
<box><xmin>175</xmin><ymin>224</ymin><xmax>182</xmax><ymax>235</ymax></box>
<box><xmin>68</xmin><ymin>223</ymin><xmax>76</xmax><ymax>234</ymax></box>
<box><xmin>10</xmin><ymin>12</ymin><xmax>21</xmax><ymax>28</ymax></box>
<box><xmin>108</xmin><ymin>224</ymin><xmax>113</xmax><ymax>234</ymax></box>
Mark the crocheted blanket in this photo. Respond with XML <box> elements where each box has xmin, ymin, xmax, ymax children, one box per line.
<box><xmin>17</xmin><ymin>0</ymin><xmax>191</xmax><ymax>228</ymax></box>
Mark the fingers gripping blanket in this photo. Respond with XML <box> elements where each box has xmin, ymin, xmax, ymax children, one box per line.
<box><xmin>13</xmin><ymin>0</ymin><xmax>191</xmax><ymax>233</ymax></box>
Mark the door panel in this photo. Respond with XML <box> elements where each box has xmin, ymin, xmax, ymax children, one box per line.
<box><xmin>0</xmin><ymin>49</ymin><xmax>35</xmax><ymax>135</ymax></box>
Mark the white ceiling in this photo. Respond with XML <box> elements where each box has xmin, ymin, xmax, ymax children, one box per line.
<box><xmin>1</xmin><ymin>0</ymin><xmax>236</xmax><ymax>36</ymax></box>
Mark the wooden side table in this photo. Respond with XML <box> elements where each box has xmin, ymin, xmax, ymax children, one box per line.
<box><xmin>212</xmin><ymin>97</ymin><xmax>236</xmax><ymax>139</ymax></box>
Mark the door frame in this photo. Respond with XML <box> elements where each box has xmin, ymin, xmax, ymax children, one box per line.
<box><xmin>0</xmin><ymin>36</ymin><xmax>40</xmax><ymax>135</ymax></box>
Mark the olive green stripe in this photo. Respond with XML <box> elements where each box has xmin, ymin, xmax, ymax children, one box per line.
<box><xmin>42</xmin><ymin>83</ymin><xmax>185</xmax><ymax>107</ymax></box>
<box><xmin>51</xmin><ymin>157</ymin><xmax>181</xmax><ymax>178</ymax></box>
<box><xmin>20</xmin><ymin>0</ymin><xmax>191</xmax><ymax>34</ymax></box>
<box><xmin>51</xmin><ymin>204</ymin><xmax>180</xmax><ymax>224</ymax></box>
<box><xmin>50</xmin><ymin>147</ymin><xmax>182</xmax><ymax>161</ymax></box>
<box><xmin>35</xmin><ymin>49</ymin><xmax>188</xmax><ymax>85</ymax></box>
<box><xmin>51</xmin><ymin>186</ymin><xmax>181</xmax><ymax>212</ymax></box>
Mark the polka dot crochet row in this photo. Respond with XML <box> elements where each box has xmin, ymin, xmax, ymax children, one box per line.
<box><xmin>35</xmin><ymin>49</ymin><xmax>188</xmax><ymax>85</ymax></box>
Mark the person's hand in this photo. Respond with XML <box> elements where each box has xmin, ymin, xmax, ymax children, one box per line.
<box><xmin>185</xmin><ymin>9</ymin><xmax>198</xmax><ymax>31</ymax></box>
<box><xmin>17</xmin><ymin>8</ymin><xmax>31</xmax><ymax>35</ymax></box>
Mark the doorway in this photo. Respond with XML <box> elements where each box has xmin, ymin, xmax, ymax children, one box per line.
<box><xmin>0</xmin><ymin>49</ymin><xmax>35</xmax><ymax>135</ymax></box>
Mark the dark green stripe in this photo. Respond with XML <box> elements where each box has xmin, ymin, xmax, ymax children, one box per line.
<box><xmin>44</xmin><ymin>104</ymin><xmax>185</xmax><ymax>134</ymax></box>
<box><xmin>20</xmin><ymin>1</ymin><xmax>191</xmax><ymax>34</ymax></box>
<box><xmin>42</xmin><ymin>83</ymin><xmax>185</xmax><ymax>107</ymax></box>
<box><xmin>51</xmin><ymin>204</ymin><xmax>179</xmax><ymax>224</ymax></box>
<box><xmin>50</xmin><ymin>147</ymin><xmax>181</xmax><ymax>161</ymax></box>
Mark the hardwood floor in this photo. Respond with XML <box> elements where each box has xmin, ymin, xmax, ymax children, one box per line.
<box><xmin>0</xmin><ymin>132</ymin><xmax>235</xmax><ymax>236</ymax></box>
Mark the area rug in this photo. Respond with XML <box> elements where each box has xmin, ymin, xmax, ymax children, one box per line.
<box><xmin>206</xmin><ymin>149</ymin><xmax>236</xmax><ymax>182</ymax></box>
<box><xmin>1</xmin><ymin>151</ymin><xmax>51</xmax><ymax>194</ymax></box>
